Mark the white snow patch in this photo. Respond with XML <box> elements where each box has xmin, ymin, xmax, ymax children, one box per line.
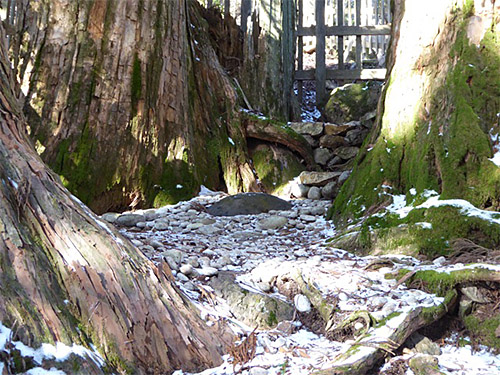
<box><xmin>0</xmin><ymin>322</ymin><xmax>104</xmax><ymax>367</ymax></box>
<box><xmin>409</xmin><ymin>188</ymin><xmax>417</xmax><ymax>196</ymax></box>
<box><xmin>415</xmin><ymin>222</ymin><xmax>432</xmax><ymax>229</ymax></box>
<box><xmin>176</xmin><ymin>184</ymin><xmax>183</xmax><ymax>189</ymax></box>
<box><xmin>7</xmin><ymin>177</ymin><xmax>18</xmax><ymax>189</ymax></box>
<box><xmin>228</xmin><ymin>137</ymin><xmax>235</xmax><ymax>146</ymax></box>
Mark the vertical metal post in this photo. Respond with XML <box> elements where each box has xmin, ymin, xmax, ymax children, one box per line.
<box><xmin>315</xmin><ymin>0</ymin><xmax>326</xmax><ymax>106</ymax></box>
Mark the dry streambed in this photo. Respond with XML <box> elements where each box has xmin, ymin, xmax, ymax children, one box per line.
<box><xmin>105</xmin><ymin>191</ymin><xmax>500</xmax><ymax>375</ymax></box>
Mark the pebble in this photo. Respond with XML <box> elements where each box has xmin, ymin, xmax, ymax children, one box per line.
<box><xmin>198</xmin><ymin>266</ymin><xmax>218</xmax><ymax>277</ymax></box>
<box><xmin>180</xmin><ymin>264</ymin><xmax>194</xmax><ymax>275</ymax></box>
<box><xmin>294</xmin><ymin>294</ymin><xmax>312</xmax><ymax>312</ymax></box>
<box><xmin>300</xmin><ymin>214</ymin><xmax>317</xmax><ymax>223</ymax></box>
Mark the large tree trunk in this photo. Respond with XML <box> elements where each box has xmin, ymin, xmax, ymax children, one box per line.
<box><xmin>0</xmin><ymin>25</ymin><xmax>232</xmax><ymax>374</ymax></box>
<box><xmin>328</xmin><ymin>0</ymin><xmax>500</xmax><ymax>254</ymax></box>
<box><xmin>11</xmin><ymin>0</ymin><xmax>260</xmax><ymax>213</ymax></box>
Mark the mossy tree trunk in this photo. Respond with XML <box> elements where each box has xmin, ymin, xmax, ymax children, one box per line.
<box><xmin>0</xmin><ymin>25</ymin><xmax>233</xmax><ymax>373</ymax></box>
<box><xmin>330</xmin><ymin>1</ymin><xmax>500</xmax><ymax>235</ymax></box>
<box><xmin>10</xmin><ymin>0</ymin><xmax>259</xmax><ymax>213</ymax></box>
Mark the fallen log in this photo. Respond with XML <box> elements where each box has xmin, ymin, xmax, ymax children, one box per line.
<box><xmin>241</xmin><ymin>113</ymin><xmax>317</xmax><ymax>169</ymax></box>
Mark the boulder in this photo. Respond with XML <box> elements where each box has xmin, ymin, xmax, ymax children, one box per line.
<box><xmin>314</xmin><ymin>148</ymin><xmax>333</xmax><ymax>165</ymax></box>
<box><xmin>319</xmin><ymin>134</ymin><xmax>347</xmax><ymax>148</ymax></box>
<box><xmin>210</xmin><ymin>272</ymin><xmax>294</xmax><ymax>328</ymax></box>
<box><xmin>302</xmin><ymin>134</ymin><xmax>319</xmax><ymax>147</ymax></box>
<box><xmin>338</xmin><ymin>170</ymin><xmax>352</xmax><ymax>185</ymax></box>
<box><xmin>291</xmin><ymin>183</ymin><xmax>309</xmax><ymax>198</ymax></box>
<box><xmin>345</xmin><ymin>128</ymin><xmax>368</xmax><ymax>146</ymax></box>
<box><xmin>327</xmin><ymin>156</ymin><xmax>343</xmax><ymax>169</ymax></box>
<box><xmin>333</xmin><ymin>146</ymin><xmax>360</xmax><ymax>160</ymax></box>
<box><xmin>207</xmin><ymin>193</ymin><xmax>292</xmax><ymax>216</ymax></box>
<box><xmin>321</xmin><ymin>181</ymin><xmax>339</xmax><ymax>199</ymax></box>
<box><xmin>115</xmin><ymin>213</ymin><xmax>145</xmax><ymax>227</ymax></box>
<box><xmin>408</xmin><ymin>355</ymin><xmax>442</xmax><ymax>375</ymax></box>
<box><xmin>307</xmin><ymin>186</ymin><xmax>322</xmax><ymax>200</ymax></box>
<box><xmin>324</xmin><ymin>81</ymin><xmax>382</xmax><ymax>124</ymax></box>
<box><xmin>299</xmin><ymin>171</ymin><xmax>341</xmax><ymax>186</ymax></box>
<box><xmin>101</xmin><ymin>212</ymin><xmax>120</xmax><ymax>223</ymax></box>
<box><xmin>324</xmin><ymin>123</ymin><xmax>354</xmax><ymax>136</ymax></box>
<box><xmin>288</xmin><ymin>122</ymin><xmax>323</xmax><ymax>137</ymax></box>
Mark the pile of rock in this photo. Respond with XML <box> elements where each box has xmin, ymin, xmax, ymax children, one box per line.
<box><xmin>291</xmin><ymin>170</ymin><xmax>352</xmax><ymax>200</ymax></box>
<box><xmin>288</xmin><ymin>113</ymin><xmax>375</xmax><ymax>172</ymax></box>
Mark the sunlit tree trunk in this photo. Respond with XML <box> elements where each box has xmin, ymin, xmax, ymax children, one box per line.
<box><xmin>12</xmin><ymin>0</ymin><xmax>259</xmax><ymax>213</ymax></box>
<box><xmin>331</xmin><ymin>0</ymin><xmax>500</xmax><ymax>222</ymax></box>
<box><xmin>0</xmin><ymin>25</ymin><xmax>232</xmax><ymax>373</ymax></box>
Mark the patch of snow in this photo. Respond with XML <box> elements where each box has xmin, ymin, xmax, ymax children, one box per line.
<box><xmin>7</xmin><ymin>177</ymin><xmax>18</xmax><ymax>189</ymax></box>
<box><xmin>427</xmin><ymin>120</ymin><xmax>432</xmax><ymax>135</ymax></box>
<box><xmin>176</xmin><ymin>184</ymin><xmax>183</xmax><ymax>189</ymax></box>
<box><xmin>27</xmin><ymin>368</ymin><xmax>66</xmax><ymax>375</ymax></box>
<box><xmin>0</xmin><ymin>322</ymin><xmax>104</xmax><ymax>368</ymax></box>
<box><xmin>409</xmin><ymin>188</ymin><xmax>417</xmax><ymax>195</ymax></box>
<box><xmin>228</xmin><ymin>137</ymin><xmax>235</xmax><ymax>146</ymax></box>
<box><xmin>415</xmin><ymin>222</ymin><xmax>432</xmax><ymax>229</ymax></box>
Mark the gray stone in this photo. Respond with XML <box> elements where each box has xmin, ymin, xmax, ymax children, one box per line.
<box><xmin>210</xmin><ymin>272</ymin><xmax>294</xmax><ymax>328</ymax></box>
<box><xmin>414</xmin><ymin>336</ymin><xmax>442</xmax><ymax>355</ymax></box>
<box><xmin>319</xmin><ymin>134</ymin><xmax>347</xmax><ymax>149</ymax></box>
<box><xmin>115</xmin><ymin>213</ymin><xmax>145</xmax><ymax>227</ymax></box>
<box><xmin>307</xmin><ymin>186</ymin><xmax>322</xmax><ymax>200</ymax></box>
<box><xmin>161</xmin><ymin>249</ymin><xmax>183</xmax><ymax>265</ymax></box>
<box><xmin>408</xmin><ymin>355</ymin><xmax>440</xmax><ymax>375</ymax></box>
<box><xmin>460</xmin><ymin>286</ymin><xmax>490</xmax><ymax>303</ymax></box>
<box><xmin>333</xmin><ymin>146</ymin><xmax>360</xmax><ymax>160</ymax></box>
<box><xmin>276</xmin><ymin>321</ymin><xmax>296</xmax><ymax>334</ymax></box>
<box><xmin>197</xmin><ymin>225</ymin><xmax>221</xmax><ymax>236</ymax></box>
<box><xmin>310</xmin><ymin>206</ymin><xmax>326</xmax><ymax>215</ymax></box>
<box><xmin>232</xmin><ymin>231</ymin><xmax>266</xmax><ymax>240</ymax></box>
<box><xmin>200</xmin><ymin>217</ymin><xmax>216</xmax><ymax>225</ymax></box>
<box><xmin>198</xmin><ymin>266</ymin><xmax>218</xmax><ymax>277</ymax></box>
<box><xmin>249</xmin><ymin>367</ymin><xmax>269</xmax><ymax>375</ymax></box>
<box><xmin>314</xmin><ymin>148</ymin><xmax>333</xmax><ymax>165</ymax></box>
<box><xmin>327</xmin><ymin>156</ymin><xmax>343</xmax><ymax>168</ymax></box>
<box><xmin>101</xmin><ymin>212</ymin><xmax>120</xmax><ymax>223</ymax></box>
<box><xmin>291</xmin><ymin>183</ymin><xmax>309</xmax><ymax>198</ymax></box>
<box><xmin>324</xmin><ymin>123</ymin><xmax>353</xmax><ymax>136</ymax></box>
<box><xmin>321</xmin><ymin>181</ymin><xmax>339</xmax><ymax>199</ymax></box>
<box><xmin>187</xmin><ymin>222</ymin><xmax>204</xmax><ymax>230</ymax></box>
<box><xmin>299</xmin><ymin>171</ymin><xmax>341</xmax><ymax>186</ymax></box>
<box><xmin>345</xmin><ymin>128</ymin><xmax>367</xmax><ymax>146</ymax></box>
<box><xmin>153</xmin><ymin>219</ymin><xmax>169</xmax><ymax>231</ymax></box>
<box><xmin>324</xmin><ymin>81</ymin><xmax>382</xmax><ymax>124</ymax></box>
<box><xmin>288</xmin><ymin>121</ymin><xmax>323</xmax><ymax>136</ymax></box>
<box><xmin>360</xmin><ymin>110</ymin><xmax>377</xmax><ymax>128</ymax></box>
<box><xmin>164</xmin><ymin>256</ymin><xmax>179</xmax><ymax>271</ymax></box>
<box><xmin>177</xmin><ymin>273</ymin><xmax>189</xmax><ymax>282</ymax></box>
<box><xmin>207</xmin><ymin>193</ymin><xmax>292</xmax><ymax>216</ymax></box>
<box><xmin>300</xmin><ymin>214</ymin><xmax>317</xmax><ymax>222</ymax></box>
<box><xmin>149</xmin><ymin>240</ymin><xmax>163</xmax><ymax>249</ymax></box>
<box><xmin>294</xmin><ymin>294</ymin><xmax>312</xmax><ymax>313</ymax></box>
<box><xmin>143</xmin><ymin>209</ymin><xmax>159</xmax><ymax>221</ymax></box>
<box><xmin>302</xmin><ymin>134</ymin><xmax>319</xmax><ymax>147</ymax></box>
<box><xmin>180</xmin><ymin>264</ymin><xmax>195</xmax><ymax>276</ymax></box>
<box><xmin>338</xmin><ymin>170</ymin><xmax>352</xmax><ymax>185</ymax></box>
<box><xmin>259</xmin><ymin>216</ymin><xmax>288</xmax><ymax>230</ymax></box>
<box><xmin>131</xmin><ymin>239</ymin><xmax>143</xmax><ymax>247</ymax></box>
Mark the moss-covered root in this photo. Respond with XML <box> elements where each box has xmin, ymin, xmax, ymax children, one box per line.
<box><xmin>313</xmin><ymin>292</ymin><xmax>457</xmax><ymax>375</ymax></box>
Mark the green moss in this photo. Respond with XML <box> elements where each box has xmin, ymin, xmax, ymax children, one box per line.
<box><xmin>130</xmin><ymin>53</ymin><xmax>142</xmax><ymax>117</ymax></box>
<box><xmin>463</xmin><ymin>314</ymin><xmax>500</xmax><ymax>351</ymax></box>
<box><xmin>331</xmin><ymin>5</ymin><xmax>500</xmax><ymax>233</ymax></box>
<box><xmin>266</xmin><ymin>310</ymin><xmax>278</xmax><ymax>327</ymax></box>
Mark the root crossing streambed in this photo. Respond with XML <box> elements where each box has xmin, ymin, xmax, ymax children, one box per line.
<box><xmin>110</xmin><ymin>190</ymin><xmax>500</xmax><ymax>375</ymax></box>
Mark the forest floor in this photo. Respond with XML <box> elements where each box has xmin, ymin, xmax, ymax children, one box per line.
<box><xmin>118</xmin><ymin>189</ymin><xmax>500</xmax><ymax>375</ymax></box>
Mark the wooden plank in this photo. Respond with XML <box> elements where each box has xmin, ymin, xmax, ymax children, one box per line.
<box><xmin>297</xmin><ymin>24</ymin><xmax>391</xmax><ymax>37</ymax></box>
<box><xmin>241</xmin><ymin>0</ymin><xmax>251</xmax><ymax>33</ymax></box>
<box><xmin>355</xmin><ymin>0</ymin><xmax>362</xmax><ymax>69</ymax></box>
<box><xmin>337</xmin><ymin>0</ymin><xmax>344</xmax><ymax>71</ymax></box>
<box><xmin>282</xmin><ymin>0</ymin><xmax>295</xmax><ymax>119</ymax></box>
<box><xmin>295</xmin><ymin>68</ymin><xmax>387</xmax><ymax>80</ymax></box>
<box><xmin>297</xmin><ymin>0</ymin><xmax>304</xmax><ymax>104</ymax></box>
<box><xmin>315</xmin><ymin>0</ymin><xmax>326</xmax><ymax>105</ymax></box>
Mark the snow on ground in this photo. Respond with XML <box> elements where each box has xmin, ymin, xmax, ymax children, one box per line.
<box><xmin>118</xmin><ymin>189</ymin><xmax>500</xmax><ymax>375</ymax></box>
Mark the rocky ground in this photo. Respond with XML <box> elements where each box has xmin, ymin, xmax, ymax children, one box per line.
<box><xmin>102</xmin><ymin>189</ymin><xmax>500</xmax><ymax>375</ymax></box>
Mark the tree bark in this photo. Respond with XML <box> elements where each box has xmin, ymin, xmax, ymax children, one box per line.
<box><xmin>14</xmin><ymin>0</ymin><xmax>260</xmax><ymax>213</ymax></box>
<box><xmin>0</xmin><ymin>25</ymin><xmax>233</xmax><ymax>374</ymax></box>
<box><xmin>330</xmin><ymin>1</ymin><xmax>500</xmax><ymax>228</ymax></box>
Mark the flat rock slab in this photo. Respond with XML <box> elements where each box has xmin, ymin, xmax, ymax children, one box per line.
<box><xmin>288</xmin><ymin>122</ymin><xmax>324</xmax><ymax>137</ymax></box>
<box><xmin>299</xmin><ymin>171</ymin><xmax>341</xmax><ymax>186</ymax></box>
<box><xmin>207</xmin><ymin>193</ymin><xmax>292</xmax><ymax>216</ymax></box>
